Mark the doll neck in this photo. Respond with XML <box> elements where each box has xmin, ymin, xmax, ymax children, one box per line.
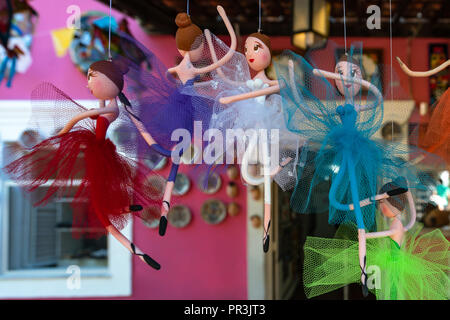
<box><xmin>252</xmin><ymin>69</ymin><xmax>271</xmax><ymax>84</ymax></box>
<box><xmin>388</xmin><ymin>216</ymin><xmax>405</xmax><ymax>247</ymax></box>
<box><xmin>101</xmin><ymin>98</ymin><xmax>119</xmax><ymax>123</ymax></box>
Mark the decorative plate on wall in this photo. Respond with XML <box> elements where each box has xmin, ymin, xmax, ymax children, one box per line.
<box><xmin>168</xmin><ymin>205</ymin><xmax>191</xmax><ymax>228</ymax></box>
<box><xmin>197</xmin><ymin>172</ymin><xmax>222</xmax><ymax>194</ymax></box>
<box><xmin>109</xmin><ymin>123</ymin><xmax>137</xmax><ymax>147</ymax></box>
<box><xmin>173</xmin><ymin>173</ymin><xmax>190</xmax><ymax>196</ymax></box>
<box><xmin>201</xmin><ymin>199</ymin><xmax>227</xmax><ymax>225</ymax></box>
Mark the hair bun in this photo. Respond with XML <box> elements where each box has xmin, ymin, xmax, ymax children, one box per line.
<box><xmin>175</xmin><ymin>13</ymin><xmax>191</xmax><ymax>28</ymax></box>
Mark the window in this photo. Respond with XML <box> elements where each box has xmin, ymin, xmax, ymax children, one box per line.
<box><xmin>0</xmin><ymin>100</ymin><xmax>131</xmax><ymax>298</ymax></box>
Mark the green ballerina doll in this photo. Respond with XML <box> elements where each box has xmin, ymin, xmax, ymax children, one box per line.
<box><xmin>303</xmin><ymin>177</ymin><xmax>450</xmax><ymax>300</ymax></box>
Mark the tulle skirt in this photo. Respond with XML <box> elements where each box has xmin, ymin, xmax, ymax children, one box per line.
<box><xmin>4</xmin><ymin>128</ymin><xmax>162</xmax><ymax>237</ymax></box>
<box><xmin>290</xmin><ymin>124</ymin><xmax>415</xmax><ymax>231</ymax></box>
<box><xmin>303</xmin><ymin>223</ymin><xmax>450</xmax><ymax>300</ymax></box>
<box><xmin>419</xmin><ymin>88</ymin><xmax>450</xmax><ymax>163</ymax></box>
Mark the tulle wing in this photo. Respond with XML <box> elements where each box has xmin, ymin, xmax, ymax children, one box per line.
<box><xmin>29</xmin><ymin>82</ymin><xmax>95</xmax><ymax>137</ymax></box>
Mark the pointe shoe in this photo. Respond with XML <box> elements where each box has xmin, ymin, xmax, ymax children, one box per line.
<box><xmin>361</xmin><ymin>256</ymin><xmax>368</xmax><ymax>297</ymax></box>
<box><xmin>159</xmin><ymin>216</ymin><xmax>168</xmax><ymax>236</ymax></box>
<box><xmin>130</xmin><ymin>243</ymin><xmax>161</xmax><ymax>270</ymax></box>
<box><xmin>263</xmin><ymin>221</ymin><xmax>271</xmax><ymax>253</ymax></box>
<box><xmin>159</xmin><ymin>201</ymin><xmax>170</xmax><ymax>236</ymax></box>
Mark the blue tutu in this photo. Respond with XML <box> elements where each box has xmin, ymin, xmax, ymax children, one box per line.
<box><xmin>273</xmin><ymin>42</ymin><xmax>435</xmax><ymax>231</ymax></box>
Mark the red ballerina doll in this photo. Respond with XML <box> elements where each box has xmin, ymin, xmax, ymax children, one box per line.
<box><xmin>4</xmin><ymin>60</ymin><xmax>163</xmax><ymax>270</ymax></box>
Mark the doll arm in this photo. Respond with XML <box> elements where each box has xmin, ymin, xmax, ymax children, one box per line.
<box><xmin>193</xmin><ymin>6</ymin><xmax>237</xmax><ymax>75</ymax></box>
<box><xmin>204</xmin><ymin>28</ymin><xmax>244</xmax><ymax>87</ymax></box>
<box><xmin>219</xmin><ymin>84</ymin><xmax>280</xmax><ymax>104</ymax></box>
<box><xmin>126</xmin><ymin>113</ymin><xmax>173</xmax><ymax>157</ymax></box>
<box><xmin>167</xmin><ymin>66</ymin><xmax>178</xmax><ymax>75</ymax></box>
<box><xmin>57</xmin><ymin>105</ymin><xmax>118</xmax><ymax>135</ymax></box>
<box><xmin>397</xmin><ymin>57</ymin><xmax>450</xmax><ymax>77</ymax></box>
<box><xmin>218</xmin><ymin>58</ymin><xmax>297</xmax><ymax>104</ymax></box>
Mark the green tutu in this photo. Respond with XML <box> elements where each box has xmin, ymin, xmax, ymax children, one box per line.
<box><xmin>303</xmin><ymin>222</ymin><xmax>450</xmax><ymax>300</ymax></box>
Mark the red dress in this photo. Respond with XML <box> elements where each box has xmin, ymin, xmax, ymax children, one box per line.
<box><xmin>4</xmin><ymin>115</ymin><xmax>162</xmax><ymax>237</ymax></box>
<box><xmin>419</xmin><ymin>88</ymin><xmax>450</xmax><ymax>163</ymax></box>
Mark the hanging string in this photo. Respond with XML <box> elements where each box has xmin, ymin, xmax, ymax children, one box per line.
<box><xmin>108</xmin><ymin>0</ymin><xmax>112</xmax><ymax>61</ymax></box>
<box><xmin>187</xmin><ymin>0</ymin><xmax>190</xmax><ymax>16</ymax></box>
<box><xmin>389</xmin><ymin>0</ymin><xmax>394</xmax><ymax>141</ymax></box>
<box><xmin>258</xmin><ymin>0</ymin><xmax>262</xmax><ymax>33</ymax></box>
<box><xmin>343</xmin><ymin>0</ymin><xmax>347</xmax><ymax>54</ymax></box>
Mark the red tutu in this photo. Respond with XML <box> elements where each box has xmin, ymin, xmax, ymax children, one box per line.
<box><xmin>419</xmin><ymin>88</ymin><xmax>450</xmax><ymax>163</ymax></box>
<box><xmin>4</xmin><ymin>117</ymin><xmax>162</xmax><ymax>238</ymax></box>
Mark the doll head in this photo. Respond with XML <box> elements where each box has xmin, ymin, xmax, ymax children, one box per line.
<box><xmin>175</xmin><ymin>13</ymin><xmax>204</xmax><ymax>62</ymax></box>
<box><xmin>244</xmin><ymin>33</ymin><xmax>272</xmax><ymax>72</ymax></box>
<box><xmin>378</xmin><ymin>181</ymin><xmax>407</xmax><ymax>218</ymax></box>
<box><xmin>334</xmin><ymin>55</ymin><xmax>363</xmax><ymax>97</ymax></box>
<box><xmin>88</xmin><ymin>60</ymin><xmax>127</xmax><ymax>100</ymax></box>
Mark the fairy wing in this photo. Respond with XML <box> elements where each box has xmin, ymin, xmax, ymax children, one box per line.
<box><xmin>29</xmin><ymin>82</ymin><xmax>95</xmax><ymax>137</ymax></box>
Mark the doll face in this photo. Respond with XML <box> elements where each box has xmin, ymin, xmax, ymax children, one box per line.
<box><xmin>87</xmin><ymin>69</ymin><xmax>120</xmax><ymax>100</ymax></box>
<box><xmin>379</xmin><ymin>201</ymin><xmax>398</xmax><ymax>218</ymax></box>
<box><xmin>334</xmin><ymin>61</ymin><xmax>362</xmax><ymax>97</ymax></box>
<box><xmin>244</xmin><ymin>37</ymin><xmax>271</xmax><ymax>72</ymax></box>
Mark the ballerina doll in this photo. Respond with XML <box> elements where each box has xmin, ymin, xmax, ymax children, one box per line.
<box><xmin>396</xmin><ymin>57</ymin><xmax>450</xmax><ymax>164</ymax></box>
<box><xmin>245</xmin><ymin>42</ymin><xmax>428</xmax><ymax>293</ymax></box>
<box><xmin>303</xmin><ymin>177</ymin><xmax>450</xmax><ymax>300</ymax></box>
<box><xmin>4</xmin><ymin>60</ymin><xmax>163</xmax><ymax>270</ymax></box>
<box><xmin>115</xmin><ymin>5</ymin><xmax>237</xmax><ymax>237</ymax></box>
<box><xmin>203</xmin><ymin>31</ymin><xmax>302</xmax><ymax>252</ymax></box>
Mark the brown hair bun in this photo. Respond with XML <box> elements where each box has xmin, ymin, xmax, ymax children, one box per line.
<box><xmin>175</xmin><ymin>13</ymin><xmax>203</xmax><ymax>51</ymax></box>
<box><xmin>175</xmin><ymin>13</ymin><xmax>192</xmax><ymax>28</ymax></box>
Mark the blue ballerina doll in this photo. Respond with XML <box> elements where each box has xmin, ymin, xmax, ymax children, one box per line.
<box><xmin>262</xmin><ymin>42</ymin><xmax>432</xmax><ymax>294</ymax></box>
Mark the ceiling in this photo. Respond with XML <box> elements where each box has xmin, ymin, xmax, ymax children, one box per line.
<box><xmin>97</xmin><ymin>0</ymin><xmax>450</xmax><ymax>38</ymax></box>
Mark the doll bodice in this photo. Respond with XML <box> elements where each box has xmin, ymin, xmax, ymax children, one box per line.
<box><xmin>337</xmin><ymin>104</ymin><xmax>357</xmax><ymax>128</ymax></box>
<box><xmin>95</xmin><ymin>116</ymin><xmax>111</xmax><ymax>142</ymax></box>
<box><xmin>246</xmin><ymin>78</ymin><xmax>269</xmax><ymax>105</ymax></box>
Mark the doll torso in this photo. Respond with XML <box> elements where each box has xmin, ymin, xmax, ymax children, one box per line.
<box><xmin>246</xmin><ymin>78</ymin><xmax>269</xmax><ymax>105</ymax></box>
<box><xmin>95</xmin><ymin>116</ymin><xmax>111</xmax><ymax>141</ymax></box>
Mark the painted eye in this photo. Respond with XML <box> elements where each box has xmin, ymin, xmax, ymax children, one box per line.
<box><xmin>253</xmin><ymin>44</ymin><xmax>260</xmax><ymax>52</ymax></box>
<box><xmin>351</xmin><ymin>70</ymin><xmax>356</xmax><ymax>77</ymax></box>
<box><xmin>244</xmin><ymin>46</ymin><xmax>247</xmax><ymax>54</ymax></box>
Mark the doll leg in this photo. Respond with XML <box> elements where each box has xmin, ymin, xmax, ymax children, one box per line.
<box><xmin>262</xmin><ymin>139</ymin><xmax>272</xmax><ymax>253</ymax></box>
<box><xmin>148</xmin><ymin>143</ymin><xmax>179</xmax><ymax>236</ymax></box>
<box><xmin>0</xmin><ymin>57</ymin><xmax>8</xmax><ymax>85</ymax></box>
<box><xmin>158</xmin><ymin>162</ymin><xmax>178</xmax><ymax>236</ymax></box>
<box><xmin>346</xmin><ymin>154</ymin><xmax>368</xmax><ymax>296</ymax></box>
<box><xmin>6</xmin><ymin>57</ymin><xmax>16</xmax><ymax>87</ymax></box>
<box><xmin>91</xmin><ymin>202</ymin><xmax>160</xmax><ymax>270</ymax></box>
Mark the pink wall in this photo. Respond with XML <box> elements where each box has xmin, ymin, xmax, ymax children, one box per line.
<box><xmin>0</xmin><ymin>0</ymin><xmax>179</xmax><ymax>99</ymax></box>
<box><xmin>127</xmin><ymin>165</ymin><xmax>248</xmax><ymax>300</ymax></box>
